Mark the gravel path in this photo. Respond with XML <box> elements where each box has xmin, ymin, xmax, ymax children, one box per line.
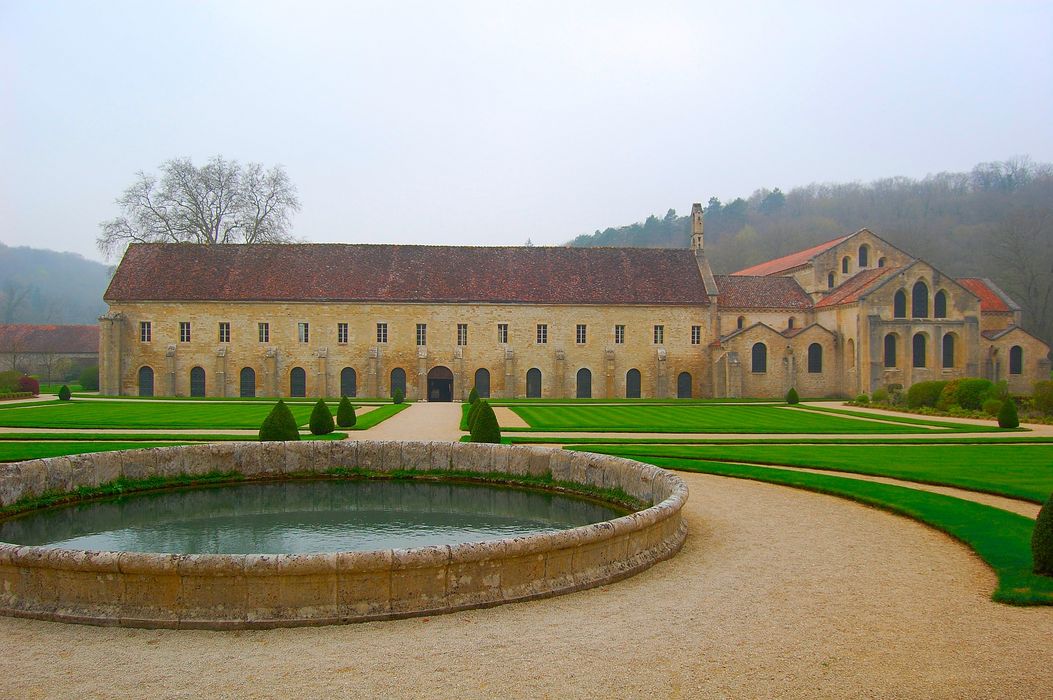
<box><xmin>2</xmin><ymin>472</ymin><xmax>1050</xmax><ymax>699</ymax></box>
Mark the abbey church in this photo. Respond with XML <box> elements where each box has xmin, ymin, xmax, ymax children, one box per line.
<box><xmin>99</xmin><ymin>204</ymin><xmax>1050</xmax><ymax>400</ymax></box>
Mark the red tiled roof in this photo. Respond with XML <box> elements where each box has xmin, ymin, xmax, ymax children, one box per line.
<box><xmin>0</xmin><ymin>324</ymin><xmax>98</xmax><ymax>354</ymax></box>
<box><xmin>959</xmin><ymin>278</ymin><xmax>1012</xmax><ymax>313</ymax></box>
<box><xmin>714</xmin><ymin>275</ymin><xmax>813</xmax><ymax>310</ymax></box>
<box><xmin>815</xmin><ymin>268</ymin><xmax>897</xmax><ymax>308</ymax></box>
<box><xmin>731</xmin><ymin>234</ymin><xmax>853</xmax><ymax>276</ymax></box>
<box><xmin>105</xmin><ymin>244</ymin><xmax>713</xmax><ymax>306</ymax></box>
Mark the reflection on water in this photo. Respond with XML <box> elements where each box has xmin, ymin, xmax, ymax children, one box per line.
<box><xmin>0</xmin><ymin>479</ymin><xmax>624</xmax><ymax>554</ymax></box>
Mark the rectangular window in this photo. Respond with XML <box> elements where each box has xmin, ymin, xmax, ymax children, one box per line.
<box><xmin>139</xmin><ymin>321</ymin><xmax>151</xmax><ymax>343</ymax></box>
<box><xmin>416</xmin><ymin>323</ymin><xmax>427</xmax><ymax>346</ymax></box>
<box><xmin>614</xmin><ymin>324</ymin><xmax>625</xmax><ymax>345</ymax></box>
<box><xmin>298</xmin><ymin>322</ymin><xmax>309</xmax><ymax>343</ymax></box>
<box><xmin>457</xmin><ymin>323</ymin><xmax>468</xmax><ymax>346</ymax></box>
<box><xmin>337</xmin><ymin>322</ymin><xmax>349</xmax><ymax>344</ymax></box>
<box><xmin>576</xmin><ymin>324</ymin><xmax>587</xmax><ymax>344</ymax></box>
<box><xmin>258</xmin><ymin>322</ymin><xmax>269</xmax><ymax>343</ymax></box>
<box><xmin>218</xmin><ymin>322</ymin><xmax>230</xmax><ymax>343</ymax></box>
<box><xmin>376</xmin><ymin>323</ymin><xmax>388</xmax><ymax>344</ymax></box>
<box><xmin>653</xmin><ymin>324</ymin><xmax>664</xmax><ymax>345</ymax></box>
<box><xmin>536</xmin><ymin>323</ymin><xmax>548</xmax><ymax>345</ymax></box>
<box><xmin>497</xmin><ymin>323</ymin><xmax>509</xmax><ymax>344</ymax></box>
<box><xmin>179</xmin><ymin>322</ymin><xmax>191</xmax><ymax>343</ymax></box>
<box><xmin>691</xmin><ymin>325</ymin><xmax>701</xmax><ymax>345</ymax></box>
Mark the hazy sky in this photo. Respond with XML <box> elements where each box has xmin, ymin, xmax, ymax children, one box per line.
<box><xmin>2</xmin><ymin>1</ymin><xmax>1051</xmax><ymax>262</ymax></box>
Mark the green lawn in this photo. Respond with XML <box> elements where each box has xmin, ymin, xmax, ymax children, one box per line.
<box><xmin>575</xmin><ymin>444</ymin><xmax>1053</xmax><ymax>503</ymax></box>
<box><xmin>0</xmin><ymin>400</ymin><xmax>406</xmax><ymax>430</ymax></box>
<box><xmin>595</xmin><ymin>454</ymin><xmax>1052</xmax><ymax>605</ymax></box>
<box><xmin>37</xmin><ymin>383</ymin><xmax>83</xmax><ymax>394</ymax></box>
<box><xmin>0</xmin><ymin>442</ymin><xmax>190</xmax><ymax>461</ymax></box>
<box><xmin>503</xmin><ymin>403</ymin><xmax>988</xmax><ymax>434</ymax></box>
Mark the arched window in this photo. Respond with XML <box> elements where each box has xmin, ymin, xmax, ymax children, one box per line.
<box><xmin>474</xmin><ymin>368</ymin><xmax>490</xmax><ymax>398</ymax></box>
<box><xmin>138</xmin><ymin>366</ymin><xmax>154</xmax><ymax>397</ymax></box>
<box><xmin>827</xmin><ymin>271</ymin><xmax>835</xmax><ymax>289</ymax></box>
<box><xmin>942</xmin><ymin>334</ymin><xmax>956</xmax><ymax>369</ymax></box>
<box><xmin>847</xmin><ymin>338</ymin><xmax>856</xmax><ymax>369</ymax></box>
<box><xmin>842</xmin><ymin>256</ymin><xmax>850</xmax><ymax>274</ymax></box>
<box><xmin>576</xmin><ymin>368</ymin><xmax>592</xmax><ymax>399</ymax></box>
<box><xmin>625</xmin><ymin>368</ymin><xmax>641</xmax><ymax>398</ymax></box>
<box><xmin>859</xmin><ymin>245</ymin><xmax>869</xmax><ymax>268</ymax></box>
<box><xmin>677</xmin><ymin>372</ymin><xmax>692</xmax><ymax>399</ymax></box>
<box><xmin>239</xmin><ymin>367</ymin><xmax>256</xmax><ymax>398</ymax></box>
<box><xmin>526</xmin><ymin>368</ymin><xmax>542</xmax><ymax>398</ymax></box>
<box><xmin>807</xmin><ymin>343</ymin><xmax>823</xmax><ymax>373</ymax></box>
<box><xmin>290</xmin><ymin>367</ymin><xmax>306</xmax><ymax>397</ymax></box>
<box><xmin>1009</xmin><ymin>346</ymin><xmax>1023</xmax><ymax>375</ymax></box>
<box><xmin>934</xmin><ymin>290</ymin><xmax>947</xmax><ymax>318</ymax></box>
<box><xmin>912</xmin><ymin>281</ymin><xmax>929</xmax><ymax>318</ymax></box>
<box><xmin>390</xmin><ymin>367</ymin><xmax>406</xmax><ymax>398</ymax></box>
<box><xmin>737</xmin><ymin>316</ymin><xmax>745</xmax><ymax>330</ymax></box>
<box><xmin>787</xmin><ymin>317</ymin><xmax>795</xmax><ymax>330</ymax></box>
<box><xmin>878</xmin><ymin>257</ymin><xmax>887</xmax><ymax>268</ymax></box>
<box><xmin>893</xmin><ymin>290</ymin><xmax>907</xmax><ymax>318</ymax></box>
<box><xmin>912</xmin><ymin>333</ymin><xmax>927</xmax><ymax>368</ymax></box>
<box><xmin>190</xmin><ymin>366</ymin><xmax>205</xmax><ymax>397</ymax></box>
<box><xmin>884</xmin><ymin>334</ymin><xmax>897</xmax><ymax>368</ymax></box>
<box><xmin>751</xmin><ymin>343</ymin><xmax>767</xmax><ymax>373</ymax></box>
<box><xmin>340</xmin><ymin>367</ymin><xmax>357</xmax><ymax>397</ymax></box>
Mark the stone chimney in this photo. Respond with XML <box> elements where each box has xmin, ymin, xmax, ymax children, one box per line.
<box><xmin>690</xmin><ymin>202</ymin><xmax>704</xmax><ymax>252</ymax></box>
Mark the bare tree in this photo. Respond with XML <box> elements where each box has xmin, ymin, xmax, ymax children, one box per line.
<box><xmin>97</xmin><ymin>156</ymin><xmax>301</xmax><ymax>258</ymax></box>
<box><xmin>36</xmin><ymin>352</ymin><xmax>70</xmax><ymax>386</ymax></box>
<box><xmin>0</xmin><ymin>280</ymin><xmax>32</xmax><ymax>323</ymax></box>
<box><xmin>987</xmin><ymin>207</ymin><xmax>1053</xmax><ymax>344</ymax></box>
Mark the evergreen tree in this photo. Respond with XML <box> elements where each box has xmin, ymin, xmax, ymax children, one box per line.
<box><xmin>309</xmin><ymin>399</ymin><xmax>335</xmax><ymax>435</ymax></box>
<box><xmin>786</xmin><ymin>387</ymin><xmax>800</xmax><ymax>404</ymax></box>
<box><xmin>1034</xmin><ymin>492</ymin><xmax>1053</xmax><ymax>576</ymax></box>
<box><xmin>336</xmin><ymin>396</ymin><xmax>356</xmax><ymax>427</ymax></box>
<box><xmin>470</xmin><ymin>401</ymin><xmax>502</xmax><ymax>443</ymax></box>
<box><xmin>998</xmin><ymin>397</ymin><xmax>1019</xmax><ymax>429</ymax></box>
<box><xmin>259</xmin><ymin>399</ymin><xmax>301</xmax><ymax>441</ymax></box>
<box><xmin>468</xmin><ymin>386</ymin><xmax>479</xmax><ymax>404</ymax></box>
<box><xmin>467</xmin><ymin>399</ymin><xmax>483</xmax><ymax>430</ymax></box>
<box><xmin>58</xmin><ymin>385</ymin><xmax>71</xmax><ymax>401</ymax></box>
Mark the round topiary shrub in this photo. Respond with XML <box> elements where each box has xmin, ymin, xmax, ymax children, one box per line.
<box><xmin>79</xmin><ymin>365</ymin><xmax>100</xmax><ymax>392</ymax></box>
<box><xmin>855</xmin><ymin>394</ymin><xmax>869</xmax><ymax>404</ymax></box>
<box><xmin>785</xmin><ymin>387</ymin><xmax>799</xmax><ymax>405</ymax></box>
<box><xmin>309</xmin><ymin>399</ymin><xmax>335</xmax><ymax>435</ymax></box>
<box><xmin>998</xmin><ymin>397</ymin><xmax>1019</xmax><ymax>429</ymax></box>
<box><xmin>468</xmin><ymin>386</ymin><xmax>479</xmax><ymax>404</ymax></box>
<box><xmin>1034</xmin><ymin>492</ymin><xmax>1053</xmax><ymax>577</ymax></box>
<box><xmin>58</xmin><ymin>385</ymin><xmax>72</xmax><ymax>401</ymax></box>
<box><xmin>470</xmin><ymin>401</ymin><xmax>502</xmax><ymax>443</ymax></box>
<box><xmin>907</xmin><ymin>380</ymin><xmax>948</xmax><ymax>409</ymax></box>
<box><xmin>259</xmin><ymin>399</ymin><xmax>301</xmax><ymax>441</ymax></box>
<box><xmin>336</xmin><ymin>396</ymin><xmax>356</xmax><ymax>428</ymax></box>
<box><xmin>872</xmin><ymin>387</ymin><xmax>889</xmax><ymax>404</ymax></box>
<box><xmin>392</xmin><ymin>387</ymin><xmax>404</xmax><ymax>404</ymax></box>
<box><xmin>982</xmin><ymin>398</ymin><xmax>1003</xmax><ymax>416</ymax></box>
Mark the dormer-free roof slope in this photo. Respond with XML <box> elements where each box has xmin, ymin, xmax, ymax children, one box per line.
<box><xmin>104</xmin><ymin>244</ymin><xmax>714</xmax><ymax>306</ymax></box>
<box><xmin>731</xmin><ymin>234</ymin><xmax>853</xmax><ymax>276</ymax></box>
<box><xmin>958</xmin><ymin>278</ymin><xmax>1017</xmax><ymax>313</ymax></box>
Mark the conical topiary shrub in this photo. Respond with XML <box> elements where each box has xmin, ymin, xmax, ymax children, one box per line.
<box><xmin>998</xmin><ymin>397</ymin><xmax>1019</xmax><ymax>429</ymax></box>
<box><xmin>470</xmin><ymin>401</ymin><xmax>502</xmax><ymax>443</ymax></box>
<box><xmin>1034</xmin><ymin>492</ymin><xmax>1053</xmax><ymax>576</ymax></box>
<box><xmin>309</xmin><ymin>399</ymin><xmax>335</xmax><ymax>435</ymax></box>
<box><xmin>336</xmin><ymin>396</ymin><xmax>356</xmax><ymax>428</ymax></box>
<box><xmin>58</xmin><ymin>385</ymin><xmax>71</xmax><ymax>401</ymax></box>
<box><xmin>786</xmin><ymin>387</ymin><xmax>800</xmax><ymax>405</ymax></box>
<box><xmin>468</xmin><ymin>386</ymin><xmax>479</xmax><ymax>404</ymax></box>
<box><xmin>392</xmin><ymin>387</ymin><xmax>404</xmax><ymax>404</ymax></box>
<box><xmin>466</xmin><ymin>398</ymin><xmax>483</xmax><ymax>431</ymax></box>
<box><xmin>259</xmin><ymin>399</ymin><xmax>301</xmax><ymax>441</ymax></box>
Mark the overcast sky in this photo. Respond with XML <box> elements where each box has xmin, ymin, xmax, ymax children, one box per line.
<box><xmin>2</xmin><ymin>1</ymin><xmax>1051</xmax><ymax>262</ymax></box>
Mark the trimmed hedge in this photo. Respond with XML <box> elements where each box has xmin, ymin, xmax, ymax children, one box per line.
<box><xmin>259</xmin><ymin>400</ymin><xmax>301</xmax><ymax>441</ymax></box>
<box><xmin>998</xmin><ymin>398</ymin><xmax>1019</xmax><ymax>429</ymax></box>
<box><xmin>58</xmin><ymin>385</ymin><xmax>72</xmax><ymax>401</ymax></box>
<box><xmin>786</xmin><ymin>387</ymin><xmax>799</xmax><ymax>405</ymax></box>
<box><xmin>854</xmin><ymin>394</ymin><xmax>869</xmax><ymax>404</ymax></box>
<box><xmin>309</xmin><ymin>399</ymin><xmax>335</xmax><ymax>435</ymax></box>
<box><xmin>0</xmin><ymin>370</ymin><xmax>22</xmax><ymax>393</ymax></box>
<box><xmin>982</xmin><ymin>398</ymin><xmax>1003</xmax><ymax>416</ymax></box>
<box><xmin>469</xmin><ymin>401</ymin><xmax>502</xmax><ymax>443</ymax></box>
<box><xmin>78</xmin><ymin>365</ymin><xmax>100</xmax><ymax>391</ymax></box>
<box><xmin>906</xmin><ymin>380</ymin><xmax>947</xmax><ymax>409</ymax></box>
<box><xmin>937</xmin><ymin>378</ymin><xmax>993</xmax><ymax>411</ymax></box>
<box><xmin>1035</xmin><ymin>493</ymin><xmax>1053</xmax><ymax>576</ymax></box>
<box><xmin>336</xmin><ymin>396</ymin><xmax>356</xmax><ymax>427</ymax></box>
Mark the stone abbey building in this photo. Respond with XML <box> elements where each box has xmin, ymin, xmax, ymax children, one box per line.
<box><xmin>100</xmin><ymin>205</ymin><xmax>1050</xmax><ymax>400</ymax></box>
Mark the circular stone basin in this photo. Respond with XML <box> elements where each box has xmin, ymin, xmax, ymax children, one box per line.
<box><xmin>0</xmin><ymin>480</ymin><xmax>627</xmax><ymax>554</ymax></box>
<box><xmin>0</xmin><ymin>441</ymin><xmax>688</xmax><ymax>629</ymax></box>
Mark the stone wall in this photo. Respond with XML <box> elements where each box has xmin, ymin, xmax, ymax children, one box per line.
<box><xmin>0</xmin><ymin>441</ymin><xmax>688</xmax><ymax>629</ymax></box>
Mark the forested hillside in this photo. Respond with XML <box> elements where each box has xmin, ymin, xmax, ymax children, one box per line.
<box><xmin>569</xmin><ymin>159</ymin><xmax>1053</xmax><ymax>345</ymax></box>
<box><xmin>0</xmin><ymin>244</ymin><xmax>111</xmax><ymax>324</ymax></box>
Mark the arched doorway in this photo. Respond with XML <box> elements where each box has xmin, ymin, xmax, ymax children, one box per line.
<box><xmin>474</xmin><ymin>368</ymin><xmax>490</xmax><ymax>398</ymax></box>
<box><xmin>576</xmin><ymin>368</ymin><xmax>592</xmax><ymax>399</ymax></box>
<box><xmin>625</xmin><ymin>368</ymin><xmax>641</xmax><ymax>398</ymax></box>
<box><xmin>526</xmin><ymin>368</ymin><xmax>542</xmax><ymax>398</ymax></box>
<box><xmin>677</xmin><ymin>372</ymin><xmax>692</xmax><ymax>399</ymax></box>
<box><xmin>340</xmin><ymin>367</ymin><xmax>357</xmax><ymax>397</ymax></box>
<box><xmin>290</xmin><ymin>367</ymin><xmax>306</xmax><ymax>397</ymax></box>
<box><xmin>190</xmin><ymin>366</ymin><xmax>205</xmax><ymax>397</ymax></box>
<box><xmin>138</xmin><ymin>366</ymin><xmax>154</xmax><ymax>397</ymax></box>
<box><xmin>390</xmin><ymin>368</ymin><xmax>407</xmax><ymax>398</ymax></box>
<box><xmin>240</xmin><ymin>367</ymin><xmax>256</xmax><ymax>397</ymax></box>
<box><xmin>427</xmin><ymin>366</ymin><xmax>454</xmax><ymax>402</ymax></box>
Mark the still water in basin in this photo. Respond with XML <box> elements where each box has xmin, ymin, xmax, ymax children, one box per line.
<box><xmin>0</xmin><ymin>479</ymin><xmax>625</xmax><ymax>554</ymax></box>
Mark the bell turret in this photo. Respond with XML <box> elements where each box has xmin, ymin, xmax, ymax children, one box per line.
<box><xmin>691</xmin><ymin>202</ymin><xmax>704</xmax><ymax>251</ymax></box>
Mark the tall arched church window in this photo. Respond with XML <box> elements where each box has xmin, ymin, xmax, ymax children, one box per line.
<box><xmin>858</xmin><ymin>245</ymin><xmax>869</xmax><ymax>268</ymax></box>
<box><xmin>893</xmin><ymin>290</ymin><xmax>907</xmax><ymax>318</ymax></box>
<box><xmin>1009</xmin><ymin>346</ymin><xmax>1023</xmax><ymax>375</ymax></box>
<box><xmin>828</xmin><ymin>272</ymin><xmax>835</xmax><ymax>289</ymax></box>
<box><xmin>807</xmin><ymin>343</ymin><xmax>822</xmax><ymax>373</ymax></box>
<box><xmin>912</xmin><ymin>333</ymin><xmax>927</xmax><ymax>368</ymax></box>
<box><xmin>883</xmin><ymin>334</ymin><xmax>897</xmax><ymax>368</ymax></box>
<box><xmin>842</xmin><ymin>256</ymin><xmax>850</xmax><ymax>274</ymax></box>
<box><xmin>912</xmin><ymin>281</ymin><xmax>929</xmax><ymax>318</ymax></box>
<box><xmin>934</xmin><ymin>290</ymin><xmax>947</xmax><ymax>318</ymax></box>
<box><xmin>751</xmin><ymin>343</ymin><xmax>767</xmax><ymax>373</ymax></box>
